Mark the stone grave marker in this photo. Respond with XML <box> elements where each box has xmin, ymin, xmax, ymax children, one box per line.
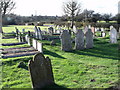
<box><xmin>84</xmin><ymin>26</ymin><xmax>88</xmax><ymax>34</ymax></box>
<box><xmin>73</xmin><ymin>25</ymin><xmax>77</xmax><ymax>33</ymax></box>
<box><xmin>85</xmin><ymin>29</ymin><xmax>94</xmax><ymax>49</ymax></box>
<box><xmin>32</xmin><ymin>39</ymin><xmax>37</xmax><ymax>49</ymax></box>
<box><xmin>101</xmin><ymin>32</ymin><xmax>106</xmax><ymax>37</ymax></box>
<box><xmin>48</xmin><ymin>27</ymin><xmax>54</xmax><ymax>35</ymax></box>
<box><xmin>75</xmin><ymin>30</ymin><xmax>84</xmax><ymax>50</ymax></box>
<box><xmin>38</xmin><ymin>27</ymin><xmax>42</xmax><ymax>40</ymax></box>
<box><xmin>28</xmin><ymin>31</ymin><xmax>31</xmax><ymax>36</ymax></box>
<box><xmin>18</xmin><ymin>33</ymin><xmax>22</xmax><ymax>42</ymax></box>
<box><xmin>28</xmin><ymin>53</ymin><xmax>54</xmax><ymax>88</ymax></box>
<box><xmin>37</xmin><ymin>41</ymin><xmax>43</xmax><ymax>53</ymax></box>
<box><xmin>27</xmin><ymin>37</ymin><xmax>32</xmax><ymax>46</ymax></box>
<box><xmin>110</xmin><ymin>28</ymin><xmax>117</xmax><ymax>43</ymax></box>
<box><xmin>60</xmin><ymin>30</ymin><xmax>72</xmax><ymax>51</ymax></box>
<box><xmin>34</xmin><ymin>26</ymin><xmax>38</xmax><ymax>39</ymax></box>
<box><xmin>15</xmin><ymin>27</ymin><xmax>19</xmax><ymax>38</ymax></box>
<box><xmin>22</xmin><ymin>29</ymin><xmax>25</xmax><ymax>34</ymax></box>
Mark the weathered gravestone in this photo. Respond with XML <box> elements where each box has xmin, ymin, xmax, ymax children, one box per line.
<box><xmin>15</xmin><ymin>27</ymin><xmax>19</xmax><ymax>38</ymax></box>
<box><xmin>60</xmin><ymin>30</ymin><xmax>72</xmax><ymax>51</ymax></box>
<box><xmin>37</xmin><ymin>41</ymin><xmax>43</xmax><ymax>53</ymax></box>
<box><xmin>32</xmin><ymin>39</ymin><xmax>37</xmax><ymax>49</ymax></box>
<box><xmin>85</xmin><ymin>29</ymin><xmax>94</xmax><ymax>49</ymax></box>
<box><xmin>75</xmin><ymin>30</ymin><xmax>84</xmax><ymax>50</ymax></box>
<box><xmin>34</xmin><ymin>26</ymin><xmax>38</xmax><ymax>39</ymax></box>
<box><xmin>28</xmin><ymin>53</ymin><xmax>54</xmax><ymax>88</ymax></box>
<box><xmin>101</xmin><ymin>32</ymin><xmax>106</xmax><ymax>37</ymax></box>
<box><xmin>110</xmin><ymin>28</ymin><xmax>117</xmax><ymax>43</ymax></box>
<box><xmin>38</xmin><ymin>27</ymin><xmax>42</xmax><ymax>40</ymax></box>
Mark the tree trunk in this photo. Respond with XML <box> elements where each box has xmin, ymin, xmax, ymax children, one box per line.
<box><xmin>0</xmin><ymin>8</ymin><xmax>3</xmax><ymax>34</ymax></box>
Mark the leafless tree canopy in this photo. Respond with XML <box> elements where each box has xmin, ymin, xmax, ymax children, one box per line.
<box><xmin>63</xmin><ymin>0</ymin><xmax>81</xmax><ymax>17</ymax></box>
<box><xmin>0</xmin><ymin>0</ymin><xmax>15</xmax><ymax>16</ymax></box>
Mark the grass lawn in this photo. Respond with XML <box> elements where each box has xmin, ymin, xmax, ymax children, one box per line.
<box><xmin>1</xmin><ymin>25</ymin><xmax>119</xmax><ymax>89</ymax></box>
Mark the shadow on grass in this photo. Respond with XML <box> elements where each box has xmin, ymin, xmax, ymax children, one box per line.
<box><xmin>44</xmin><ymin>48</ymin><xmax>66</xmax><ymax>59</ymax></box>
<box><xmin>41</xmin><ymin>83</ymin><xmax>71</xmax><ymax>90</ymax></box>
<box><xmin>69</xmin><ymin>46</ymin><xmax>119</xmax><ymax>60</ymax></box>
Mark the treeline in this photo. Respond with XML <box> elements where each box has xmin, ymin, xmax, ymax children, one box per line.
<box><xmin>2</xmin><ymin>9</ymin><xmax>120</xmax><ymax>26</ymax></box>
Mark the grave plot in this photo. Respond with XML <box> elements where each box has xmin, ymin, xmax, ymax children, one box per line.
<box><xmin>1</xmin><ymin>43</ymin><xmax>39</xmax><ymax>59</ymax></box>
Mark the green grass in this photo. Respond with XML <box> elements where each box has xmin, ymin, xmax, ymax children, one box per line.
<box><xmin>1</xmin><ymin>26</ymin><xmax>119</xmax><ymax>89</ymax></box>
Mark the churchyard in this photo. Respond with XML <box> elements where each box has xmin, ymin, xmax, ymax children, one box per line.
<box><xmin>1</xmin><ymin>25</ymin><xmax>120</xmax><ymax>89</ymax></box>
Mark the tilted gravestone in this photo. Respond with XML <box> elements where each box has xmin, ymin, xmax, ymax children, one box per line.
<box><xmin>37</xmin><ymin>41</ymin><xmax>43</xmax><ymax>53</ymax></box>
<box><xmin>75</xmin><ymin>30</ymin><xmax>84</xmax><ymax>50</ymax></box>
<box><xmin>85</xmin><ymin>29</ymin><xmax>94</xmax><ymax>49</ymax></box>
<box><xmin>34</xmin><ymin>26</ymin><xmax>38</xmax><ymax>39</ymax></box>
<box><xmin>60</xmin><ymin>30</ymin><xmax>72</xmax><ymax>51</ymax></box>
<box><xmin>28</xmin><ymin>53</ymin><xmax>54</xmax><ymax>88</ymax></box>
<box><xmin>110</xmin><ymin>28</ymin><xmax>117</xmax><ymax>43</ymax></box>
<box><xmin>38</xmin><ymin>27</ymin><xmax>42</xmax><ymax>40</ymax></box>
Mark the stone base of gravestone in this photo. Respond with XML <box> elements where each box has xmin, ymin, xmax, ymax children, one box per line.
<box><xmin>28</xmin><ymin>53</ymin><xmax>54</xmax><ymax>89</ymax></box>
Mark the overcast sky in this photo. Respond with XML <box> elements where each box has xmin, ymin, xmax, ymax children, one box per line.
<box><xmin>12</xmin><ymin>0</ymin><xmax>119</xmax><ymax>16</ymax></box>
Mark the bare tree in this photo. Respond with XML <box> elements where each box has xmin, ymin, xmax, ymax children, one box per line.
<box><xmin>63</xmin><ymin>0</ymin><xmax>81</xmax><ymax>28</ymax></box>
<box><xmin>0</xmin><ymin>0</ymin><xmax>16</xmax><ymax>17</ymax></box>
<box><xmin>0</xmin><ymin>3</ymin><xmax>3</xmax><ymax>33</ymax></box>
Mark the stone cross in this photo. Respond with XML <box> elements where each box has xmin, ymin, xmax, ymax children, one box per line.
<box><xmin>60</xmin><ymin>30</ymin><xmax>72</xmax><ymax>51</ymax></box>
<box><xmin>75</xmin><ymin>30</ymin><xmax>84</xmax><ymax>50</ymax></box>
<box><xmin>28</xmin><ymin>53</ymin><xmax>54</xmax><ymax>88</ymax></box>
<box><xmin>85</xmin><ymin>29</ymin><xmax>94</xmax><ymax>49</ymax></box>
<box><xmin>110</xmin><ymin>28</ymin><xmax>117</xmax><ymax>43</ymax></box>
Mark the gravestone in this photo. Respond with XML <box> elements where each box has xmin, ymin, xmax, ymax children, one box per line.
<box><xmin>84</xmin><ymin>26</ymin><xmax>88</xmax><ymax>34</ymax></box>
<box><xmin>38</xmin><ymin>27</ymin><xmax>42</xmax><ymax>40</ymax></box>
<box><xmin>73</xmin><ymin>25</ymin><xmax>77</xmax><ymax>33</ymax></box>
<box><xmin>50</xmin><ymin>40</ymin><xmax>56</xmax><ymax>46</ymax></box>
<box><xmin>101</xmin><ymin>32</ymin><xmax>106</xmax><ymax>37</ymax></box>
<box><xmin>18</xmin><ymin>33</ymin><xmax>22</xmax><ymax>42</ymax></box>
<box><xmin>28</xmin><ymin>53</ymin><xmax>54</xmax><ymax>88</ymax></box>
<box><xmin>28</xmin><ymin>31</ymin><xmax>31</xmax><ymax>36</ymax></box>
<box><xmin>85</xmin><ymin>29</ymin><xmax>94</xmax><ymax>49</ymax></box>
<box><xmin>75</xmin><ymin>30</ymin><xmax>84</xmax><ymax>50</ymax></box>
<box><xmin>110</xmin><ymin>28</ymin><xmax>117</xmax><ymax>43</ymax></box>
<box><xmin>15</xmin><ymin>27</ymin><xmax>19</xmax><ymax>38</ymax></box>
<box><xmin>60</xmin><ymin>30</ymin><xmax>72</xmax><ymax>51</ymax></box>
<box><xmin>22</xmin><ymin>29</ymin><xmax>25</xmax><ymax>34</ymax></box>
<box><xmin>48</xmin><ymin>27</ymin><xmax>54</xmax><ymax>35</ymax></box>
<box><xmin>27</xmin><ymin>37</ymin><xmax>32</xmax><ymax>46</ymax></box>
<box><xmin>91</xmin><ymin>27</ymin><xmax>95</xmax><ymax>37</ymax></box>
<box><xmin>37</xmin><ymin>41</ymin><xmax>43</xmax><ymax>53</ymax></box>
<box><xmin>34</xmin><ymin>26</ymin><xmax>38</xmax><ymax>39</ymax></box>
<box><xmin>32</xmin><ymin>39</ymin><xmax>37</xmax><ymax>49</ymax></box>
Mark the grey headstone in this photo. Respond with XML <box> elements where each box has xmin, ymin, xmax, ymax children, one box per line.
<box><xmin>110</xmin><ymin>28</ymin><xmax>117</xmax><ymax>43</ymax></box>
<box><xmin>85</xmin><ymin>29</ymin><xmax>94</xmax><ymax>49</ymax></box>
<box><xmin>38</xmin><ymin>27</ymin><xmax>42</xmax><ymax>40</ymax></box>
<box><xmin>60</xmin><ymin>30</ymin><xmax>72</xmax><ymax>51</ymax></box>
<box><xmin>18</xmin><ymin>33</ymin><xmax>22</xmax><ymax>42</ymax></box>
<box><xmin>84</xmin><ymin>26</ymin><xmax>88</xmax><ymax>34</ymax></box>
<box><xmin>28</xmin><ymin>53</ymin><xmax>54</xmax><ymax>88</ymax></box>
<box><xmin>73</xmin><ymin>25</ymin><xmax>77</xmax><ymax>33</ymax></box>
<box><xmin>48</xmin><ymin>27</ymin><xmax>54</xmax><ymax>35</ymax></box>
<box><xmin>34</xmin><ymin>26</ymin><xmax>38</xmax><ymax>39</ymax></box>
<box><xmin>27</xmin><ymin>37</ymin><xmax>32</xmax><ymax>46</ymax></box>
<box><xmin>75</xmin><ymin>30</ymin><xmax>84</xmax><ymax>50</ymax></box>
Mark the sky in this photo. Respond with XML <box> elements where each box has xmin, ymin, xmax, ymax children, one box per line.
<box><xmin>12</xmin><ymin>0</ymin><xmax>120</xmax><ymax>16</ymax></box>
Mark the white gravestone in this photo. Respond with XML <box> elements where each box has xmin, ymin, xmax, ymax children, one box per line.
<box><xmin>110</xmin><ymin>28</ymin><xmax>117</xmax><ymax>43</ymax></box>
<box><xmin>32</xmin><ymin>39</ymin><xmax>37</xmax><ymax>49</ymax></box>
<box><xmin>37</xmin><ymin>41</ymin><xmax>43</xmax><ymax>53</ymax></box>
